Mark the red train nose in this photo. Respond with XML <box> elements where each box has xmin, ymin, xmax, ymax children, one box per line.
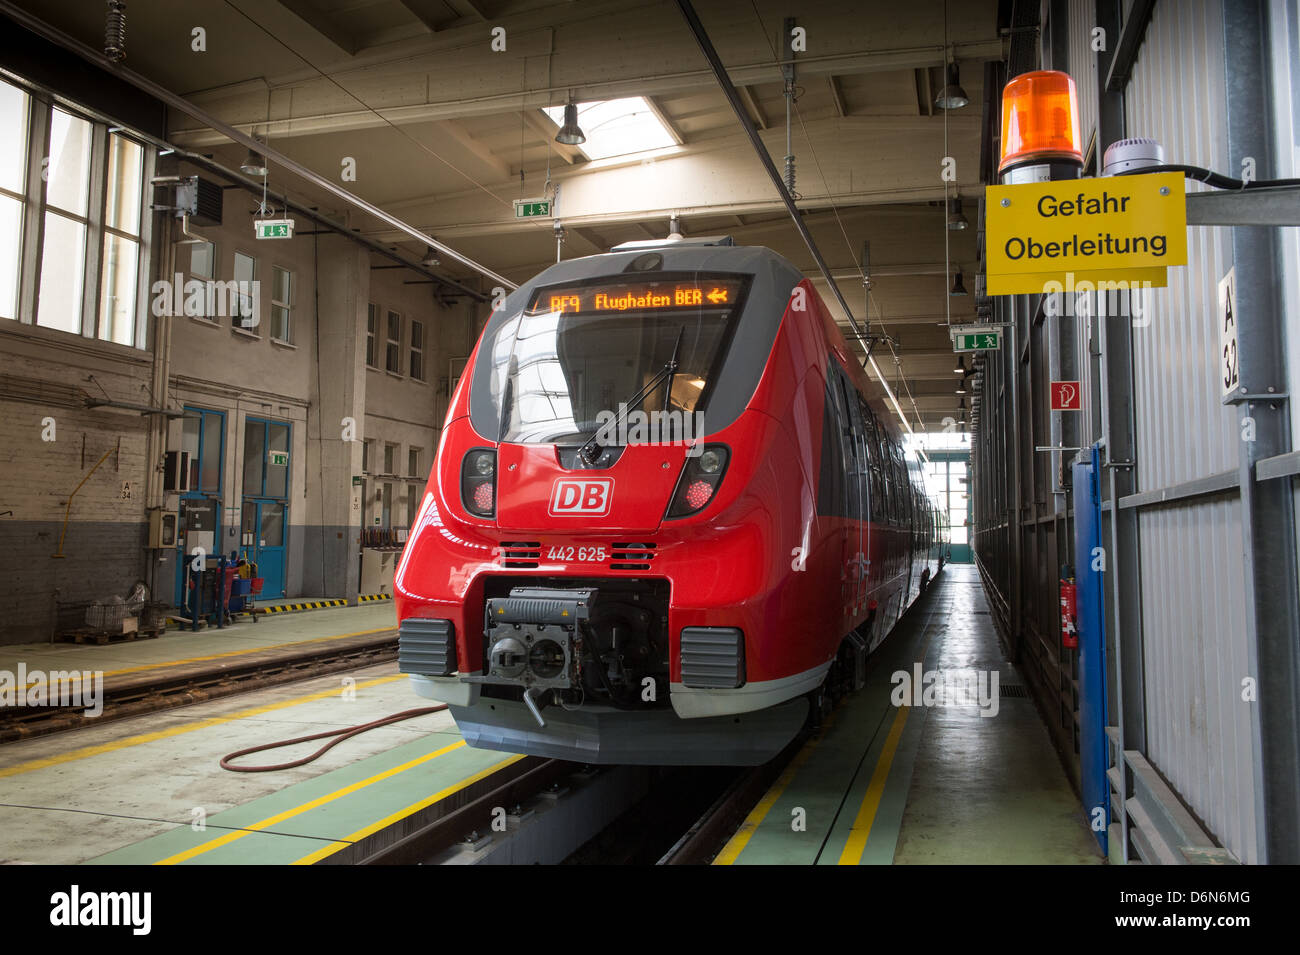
<box><xmin>492</xmin><ymin>443</ymin><xmax>689</xmax><ymax>534</ymax></box>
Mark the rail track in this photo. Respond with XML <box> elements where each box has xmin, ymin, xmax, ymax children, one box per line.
<box><xmin>0</xmin><ymin>631</ymin><xmax>397</xmax><ymax>742</ymax></box>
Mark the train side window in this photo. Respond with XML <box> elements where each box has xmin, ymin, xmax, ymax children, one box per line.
<box><xmin>833</xmin><ymin>366</ymin><xmax>864</xmax><ymax>521</ymax></box>
<box><xmin>818</xmin><ymin>368</ymin><xmax>851</xmax><ymax>518</ymax></box>
<box><xmin>858</xmin><ymin>397</ymin><xmax>885</xmax><ymax>520</ymax></box>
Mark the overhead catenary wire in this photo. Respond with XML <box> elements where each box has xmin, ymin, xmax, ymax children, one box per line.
<box><xmin>734</xmin><ymin>0</ymin><xmax>923</xmax><ymax>435</ymax></box>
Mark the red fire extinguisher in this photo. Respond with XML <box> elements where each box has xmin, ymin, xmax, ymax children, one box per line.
<box><xmin>1060</xmin><ymin>568</ymin><xmax>1078</xmax><ymax>649</ymax></box>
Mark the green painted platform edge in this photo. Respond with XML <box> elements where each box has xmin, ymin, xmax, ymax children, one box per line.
<box><xmin>730</xmin><ymin>601</ymin><xmax>940</xmax><ymax>865</ymax></box>
<box><xmin>82</xmin><ymin>727</ymin><xmax>505</xmax><ymax>865</ymax></box>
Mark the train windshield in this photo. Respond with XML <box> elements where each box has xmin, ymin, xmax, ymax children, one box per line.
<box><xmin>484</xmin><ymin>273</ymin><xmax>751</xmax><ymax>445</ymax></box>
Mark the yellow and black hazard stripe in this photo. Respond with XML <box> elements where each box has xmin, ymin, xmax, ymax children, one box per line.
<box><xmin>260</xmin><ymin>599</ymin><xmax>348</xmax><ymax>615</ymax></box>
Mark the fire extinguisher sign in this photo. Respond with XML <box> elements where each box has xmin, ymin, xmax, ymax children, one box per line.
<box><xmin>1051</xmin><ymin>380</ymin><xmax>1082</xmax><ymax>411</ymax></box>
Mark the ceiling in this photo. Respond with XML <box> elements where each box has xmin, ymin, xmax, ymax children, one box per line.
<box><xmin>14</xmin><ymin>0</ymin><xmax>1008</xmax><ymax>432</ymax></box>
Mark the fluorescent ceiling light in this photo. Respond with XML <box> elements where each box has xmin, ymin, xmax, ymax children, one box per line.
<box><xmin>542</xmin><ymin>96</ymin><xmax>676</xmax><ymax>160</ymax></box>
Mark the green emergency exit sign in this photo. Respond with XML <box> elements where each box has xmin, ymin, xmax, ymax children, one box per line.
<box><xmin>270</xmin><ymin>451</ymin><xmax>289</xmax><ymax>466</ymax></box>
<box><xmin>255</xmin><ymin>219</ymin><xmax>295</xmax><ymax>239</ymax></box>
<box><xmin>952</xmin><ymin>330</ymin><xmax>1001</xmax><ymax>352</ymax></box>
<box><xmin>514</xmin><ymin>199</ymin><xmax>551</xmax><ymax>218</ymax></box>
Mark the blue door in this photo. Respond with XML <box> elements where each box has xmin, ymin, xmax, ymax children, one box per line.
<box><xmin>241</xmin><ymin>499</ymin><xmax>287</xmax><ymax>599</ymax></box>
<box><xmin>1073</xmin><ymin>446</ymin><xmax>1110</xmax><ymax>855</ymax></box>
<box><xmin>242</xmin><ymin>417</ymin><xmax>290</xmax><ymax>599</ymax></box>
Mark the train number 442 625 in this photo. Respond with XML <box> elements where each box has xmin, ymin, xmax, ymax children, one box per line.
<box><xmin>546</xmin><ymin>545</ymin><xmax>607</xmax><ymax>562</ymax></box>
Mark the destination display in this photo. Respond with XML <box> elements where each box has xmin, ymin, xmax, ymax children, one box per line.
<box><xmin>529</xmin><ymin>277</ymin><xmax>745</xmax><ymax>314</ymax></box>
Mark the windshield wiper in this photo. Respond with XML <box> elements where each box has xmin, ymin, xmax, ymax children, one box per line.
<box><xmin>577</xmin><ymin>326</ymin><xmax>684</xmax><ymax>467</ymax></box>
<box><xmin>497</xmin><ymin>354</ymin><xmax>518</xmax><ymax>444</ymax></box>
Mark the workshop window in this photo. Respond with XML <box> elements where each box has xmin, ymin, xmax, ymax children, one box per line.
<box><xmin>231</xmin><ymin>252</ymin><xmax>257</xmax><ymax>331</ymax></box>
<box><xmin>409</xmin><ymin>319</ymin><xmax>425</xmax><ymax>381</ymax></box>
<box><xmin>0</xmin><ymin>78</ymin><xmax>151</xmax><ymax>346</ymax></box>
<box><xmin>406</xmin><ymin>484</ymin><xmax>419</xmax><ymax>528</ymax></box>
<box><xmin>383</xmin><ymin>442</ymin><xmax>397</xmax><ymax>475</ymax></box>
<box><xmin>190</xmin><ymin>239</ymin><xmax>216</xmax><ymax>280</ymax></box>
<box><xmin>271</xmin><ymin>266</ymin><xmax>292</xmax><ymax>342</ymax></box>
<box><xmin>386</xmin><ymin>310</ymin><xmax>401</xmax><ymax>373</ymax></box>
<box><xmin>408</xmin><ymin>447</ymin><xmax>422</xmax><ymax>478</ymax></box>
<box><xmin>99</xmin><ymin>133</ymin><xmax>143</xmax><ymax>345</ymax></box>
<box><xmin>37</xmin><ymin>107</ymin><xmax>92</xmax><ymax>335</ymax></box>
<box><xmin>0</xmin><ymin>80</ymin><xmax>28</xmax><ymax>320</ymax></box>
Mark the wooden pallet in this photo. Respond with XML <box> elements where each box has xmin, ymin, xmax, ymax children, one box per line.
<box><xmin>58</xmin><ymin>627</ymin><xmax>164</xmax><ymax>646</ymax></box>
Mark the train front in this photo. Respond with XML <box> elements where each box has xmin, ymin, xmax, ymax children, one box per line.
<box><xmin>394</xmin><ymin>243</ymin><xmax>813</xmax><ymax>766</ymax></box>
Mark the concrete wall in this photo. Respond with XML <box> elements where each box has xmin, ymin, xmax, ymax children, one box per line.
<box><xmin>0</xmin><ymin>324</ymin><xmax>153</xmax><ymax>643</ymax></box>
<box><xmin>0</xmin><ymin>147</ymin><xmax>483</xmax><ymax>644</ymax></box>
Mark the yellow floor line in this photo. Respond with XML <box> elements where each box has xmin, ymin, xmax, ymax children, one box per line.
<box><xmin>292</xmin><ymin>754</ymin><xmax>527</xmax><ymax>865</ymax></box>
<box><xmin>836</xmin><ymin>704</ymin><xmax>910</xmax><ymax>865</ymax></box>
<box><xmin>8</xmin><ymin>626</ymin><xmax>396</xmax><ymax>688</ymax></box>
<box><xmin>156</xmin><ymin>738</ymin><xmax>469</xmax><ymax>865</ymax></box>
<box><xmin>712</xmin><ymin>713</ymin><xmax>836</xmax><ymax>866</ymax></box>
<box><xmin>0</xmin><ymin>675</ymin><xmax>404</xmax><ymax>780</ymax></box>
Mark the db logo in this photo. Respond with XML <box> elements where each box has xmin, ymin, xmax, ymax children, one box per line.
<box><xmin>549</xmin><ymin>478</ymin><xmax>613</xmax><ymax>516</ymax></box>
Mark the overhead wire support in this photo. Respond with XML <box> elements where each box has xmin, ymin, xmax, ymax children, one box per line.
<box><xmin>674</xmin><ymin>0</ymin><xmax>866</xmax><ymax>343</ymax></box>
<box><xmin>688</xmin><ymin>0</ymin><xmax>918</xmax><ymax>435</ymax></box>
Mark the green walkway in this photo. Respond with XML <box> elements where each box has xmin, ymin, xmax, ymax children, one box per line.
<box><xmin>716</xmin><ymin>565</ymin><xmax>1102</xmax><ymax>865</ymax></box>
<box><xmin>85</xmin><ymin>729</ymin><xmax>519</xmax><ymax>865</ymax></box>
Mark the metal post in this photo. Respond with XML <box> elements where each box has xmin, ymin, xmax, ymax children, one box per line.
<box><xmin>190</xmin><ymin>561</ymin><xmax>199</xmax><ymax>632</ymax></box>
<box><xmin>216</xmin><ymin>554</ymin><xmax>226</xmax><ymax>629</ymax></box>
<box><xmin>1222</xmin><ymin>0</ymin><xmax>1300</xmax><ymax>865</ymax></box>
<box><xmin>1091</xmin><ymin>0</ymin><xmax>1149</xmax><ymax>866</ymax></box>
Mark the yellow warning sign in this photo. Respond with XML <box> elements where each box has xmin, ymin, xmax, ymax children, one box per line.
<box><xmin>985</xmin><ymin>171</ymin><xmax>1186</xmax><ymax>293</ymax></box>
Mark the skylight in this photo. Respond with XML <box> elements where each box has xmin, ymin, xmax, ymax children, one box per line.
<box><xmin>541</xmin><ymin>96</ymin><xmax>676</xmax><ymax>160</ymax></box>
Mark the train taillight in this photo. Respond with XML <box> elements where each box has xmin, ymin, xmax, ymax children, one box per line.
<box><xmin>666</xmin><ymin>444</ymin><xmax>730</xmax><ymax>518</ymax></box>
<box><xmin>461</xmin><ymin>448</ymin><xmax>497</xmax><ymax>517</ymax></box>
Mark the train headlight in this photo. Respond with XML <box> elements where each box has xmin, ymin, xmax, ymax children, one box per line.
<box><xmin>461</xmin><ymin>448</ymin><xmax>497</xmax><ymax>517</ymax></box>
<box><xmin>666</xmin><ymin>444</ymin><xmax>730</xmax><ymax>518</ymax></box>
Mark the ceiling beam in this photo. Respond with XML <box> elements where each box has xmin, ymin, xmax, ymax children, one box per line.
<box><xmin>272</xmin><ymin>0</ymin><xmax>358</xmax><ymax>57</ymax></box>
<box><xmin>437</xmin><ymin>119</ymin><xmax>512</xmax><ymax>182</ymax></box>
<box><xmin>567</xmin><ymin>226</ymin><xmax>609</xmax><ymax>256</ymax></box>
<box><xmin>738</xmin><ymin>85</ymin><xmax>769</xmax><ymax>130</ymax></box>
<box><xmin>828</xmin><ymin>75</ymin><xmax>847</xmax><ymax>117</ymax></box>
<box><xmin>357</xmin><ymin>115</ymin><xmax>981</xmax><ymax>237</ymax></box>
<box><xmin>644</xmin><ymin>95</ymin><xmax>686</xmax><ymax>145</ymax></box>
<box><xmin>521</xmin><ymin>110</ymin><xmax>583</xmax><ymax>165</ymax></box>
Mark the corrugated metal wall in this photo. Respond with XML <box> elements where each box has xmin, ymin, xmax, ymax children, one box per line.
<box><xmin>1119</xmin><ymin>0</ymin><xmax>1258</xmax><ymax>864</ymax></box>
<box><xmin>1069</xmin><ymin>0</ymin><xmax>1100</xmax><ymax>160</ymax></box>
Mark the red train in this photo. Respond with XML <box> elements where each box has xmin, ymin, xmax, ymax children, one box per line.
<box><xmin>395</xmin><ymin>238</ymin><xmax>947</xmax><ymax>765</ymax></box>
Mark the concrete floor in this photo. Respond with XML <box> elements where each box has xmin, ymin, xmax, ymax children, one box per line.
<box><xmin>0</xmin><ymin>601</ymin><xmax>467</xmax><ymax>865</ymax></box>
<box><xmin>892</xmin><ymin>568</ymin><xmax>1102</xmax><ymax>864</ymax></box>
<box><xmin>717</xmin><ymin>564</ymin><xmax>1103</xmax><ymax>865</ymax></box>
<box><xmin>0</xmin><ymin>569</ymin><xmax>1102</xmax><ymax>865</ymax></box>
<box><xmin>0</xmin><ymin>660</ymin><xmax>462</xmax><ymax>864</ymax></box>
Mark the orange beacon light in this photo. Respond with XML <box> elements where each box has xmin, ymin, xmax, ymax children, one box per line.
<box><xmin>998</xmin><ymin>70</ymin><xmax>1084</xmax><ymax>180</ymax></box>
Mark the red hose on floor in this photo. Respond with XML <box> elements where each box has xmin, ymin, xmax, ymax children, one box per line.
<box><xmin>219</xmin><ymin>706</ymin><xmax>448</xmax><ymax>772</ymax></box>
